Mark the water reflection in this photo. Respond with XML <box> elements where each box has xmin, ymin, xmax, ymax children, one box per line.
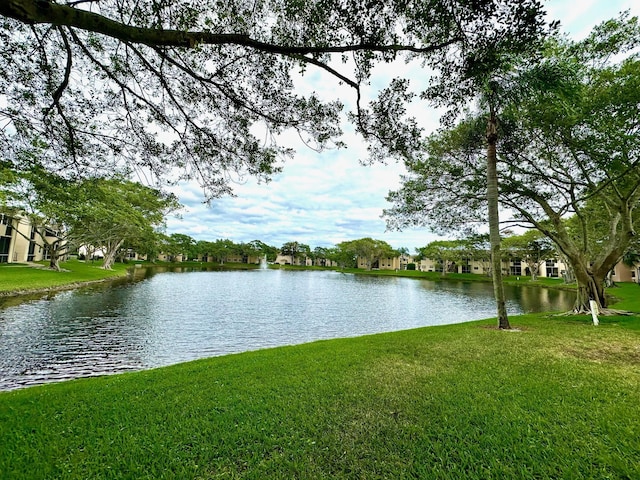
<box><xmin>0</xmin><ymin>269</ymin><xmax>574</xmax><ymax>390</ymax></box>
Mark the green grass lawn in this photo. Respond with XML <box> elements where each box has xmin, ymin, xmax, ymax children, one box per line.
<box><xmin>0</xmin><ymin>272</ymin><xmax>638</xmax><ymax>478</ymax></box>
<box><xmin>0</xmin><ymin>260</ymin><xmax>130</xmax><ymax>294</ymax></box>
<box><xmin>339</xmin><ymin>267</ymin><xmax>573</xmax><ymax>288</ymax></box>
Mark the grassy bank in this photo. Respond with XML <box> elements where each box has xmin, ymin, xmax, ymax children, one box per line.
<box><xmin>0</xmin><ymin>260</ymin><xmax>130</xmax><ymax>295</ymax></box>
<box><xmin>0</xmin><ymin>260</ymin><xmax>264</xmax><ymax>296</ymax></box>
<box><xmin>337</xmin><ymin>267</ymin><xmax>576</xmax><ymax>289</ymax></box>
<box><xmin>0</xmin><ymin>285</ymin><xmax>638</xmax><ymax>478</ymax></box>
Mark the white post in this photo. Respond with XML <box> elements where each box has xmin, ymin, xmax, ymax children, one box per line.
<box><xmin>589</xmin><ymin>299</ymin><xmax>599</xmax><ymax>326</ymax></box>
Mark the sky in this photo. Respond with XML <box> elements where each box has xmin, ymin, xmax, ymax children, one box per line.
<box><xmin>165</xmin><ymin>0</ymin><xmax>640</xmax><ymax>253</ymax></box>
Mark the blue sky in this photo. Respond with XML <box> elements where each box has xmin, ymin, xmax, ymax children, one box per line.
<box><xmin>165</xmin><ymin>0</ymin><xmax>640</xmax><ymax>253</ymax></box>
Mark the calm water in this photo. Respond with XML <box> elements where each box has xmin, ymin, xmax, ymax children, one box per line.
<box><xmin>0</xmin><ymin>268</ymin><xmax>574</xmax><ymax>390</ymax></box>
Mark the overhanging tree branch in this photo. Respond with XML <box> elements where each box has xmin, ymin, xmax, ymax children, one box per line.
<box><xmin>1</xmin><ymin>0</ymin><xmax>461</xmax><ymax>55</ymax></box>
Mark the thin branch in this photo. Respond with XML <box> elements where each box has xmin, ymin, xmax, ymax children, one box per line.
<box><xmin>288</xmin><ymin>53</ymin><xmax>358</xmax><ymax>89</ymax></box>
<box><xmin>44</xmin><ymin>26</ymin><xmax>73</xmax><ymax>117</ymax></box>
<box><xmin>42</xmin><ymin>26</ymin><xmax>78</xmax><ymax>164</ymax></box>
<box><xmin>150</xmin><ymin>47</ymin><xmax>291</xmax><ymax>127</ymax></box>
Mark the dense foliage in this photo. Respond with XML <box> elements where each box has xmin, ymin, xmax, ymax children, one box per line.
<box><xmin>1</xmin><ymin>0</ymin><xmax>549</xmax><ymax>200</ymax></box>
<box><xmin>3</xmin><ymin>170</ymin><xmax>180</xmax><ymax>269</ymax></box>
<box><xmin>385</xmin><ymin>15</ymin><xmax>640</xmax><ymax>312</ymax></box>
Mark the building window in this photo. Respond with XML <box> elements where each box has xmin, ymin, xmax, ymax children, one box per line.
<box><xmin>546</xmin><ymin>260</ymin><xmax>559</xmax><ymax>278</ymax></box>
<box><xmin>0</xmin><ymin>236</ymin><xmax>10</xmax><ymax>263</ymax></box>
<box><xmin>510</xmin><ymin>259</ymin><xmax>522</xmax><ymax>276</ymax></box>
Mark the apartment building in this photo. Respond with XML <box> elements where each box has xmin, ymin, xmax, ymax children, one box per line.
<box><xmin>357</xmin><ymin>256</ymin><xmax>411</xmax><ymax>270</ymax></box>
<box><xmin>415</xmin><ymin>256</ymin><xmax>569</xmax><ymax>279</ymax></box>
<box><xmin>611</xmin><ymin>262</ymin><xmax>640</xmax><ymax>283</ymax></box>
<box><xmin>0</xmin><ymin>214</ymin><xmax>48</xmax><ymax>263</ymax></box>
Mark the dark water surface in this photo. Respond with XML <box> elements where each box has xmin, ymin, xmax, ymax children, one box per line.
<box><xmin>0</xmin><ymin>268</ymin><xmax>574</xmax><ymax>390</ymax></box>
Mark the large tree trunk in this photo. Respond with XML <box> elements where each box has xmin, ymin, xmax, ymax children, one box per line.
<box><xmin>487</xmin><ymin>108</ymin><xmax>510</xmax><ymax>329</ymax></box>
<box><xmin>560</xmin><ymin>253</ymin><xmax>576</xmax><ymax>284</ymax></box>
<box><xmin>101</xmin><ymin>250</ymin><xmax>118</xmax><ymax>270</ymax></box>
<box><xmin>573</xmin><ymin>268</ymin><xmax>607</xmax><ymax>313</ymax></box>
<box><xmin>525</xmin><ymin>261</ymin><xmax>539</xmax><ymax>281</ymax></box>
<box><xmin>41</xmin><ymin>237</ymin><xmax>63</xmax><ymax>271</ymax></box>
<box><xmin>48</xmin><ymin>250</ymin><xmax>61</xmax><ymax>271</ymax></box>
<box><xmin>101</xmin><ymin>239</ymin><xmax>124</xmax><ymax>270</ymax></box>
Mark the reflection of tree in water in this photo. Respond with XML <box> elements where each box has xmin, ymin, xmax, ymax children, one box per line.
<box><xmin>505</xmin><ymin>285</ymin><xmax>574</xmax><ymax>313</ymax></box>
<box><xmin>416</xmin><ymin>280</ymin><xmax>574</xmax><ymax>314</ymax></box>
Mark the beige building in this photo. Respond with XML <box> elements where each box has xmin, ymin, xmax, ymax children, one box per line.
<box><xmin>274</xmin><ymin>253</ymin><xmax>311</xmax><ymax>266</ymax></box>
<box><xmin>157</xmin><ymin>253</ymin><xmax>184</xmax><ymax>262</ymax></box>
<box><xmin>357</xmin><ymin>256</ymin><xmax>411</xmax><ymax>270</ymax></box>
<box><xmin>274</xmin><ymin>254</ymin><xmax>338</xmax><ymax>267</ymax></box>
<box><xmin>311</xmin><ymin>257</ymin><xmax>338</xmax><ymax>267</ymax></box>
<box><xmin>199</xmin><ymin>253</ymin><xmax>263</xmax><ymax>264</ymax></box>
<box><xmin>415</xmin><ymin>256</ymin><xmax>569</xmax><ymax>278</ymax></box>
<box><xmin>0</xmin><ymin>213</ymin><xmax>49</xmax><ymax>263</ymax></box>
<box><xmin>611</xmin><ymin>261</ymin><xmax>640</xmax><ymax>283</ymax></box>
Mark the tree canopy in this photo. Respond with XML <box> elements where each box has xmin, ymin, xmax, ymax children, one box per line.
<box><xmin>2</xmin><ymin>164</ymin><xmax>79</xmax><ymax>270</ymax></box>
<box><xmin>75</xmin><ymin>177</ymin><xmax>180</xmax><ymax>269</ymax></box>
<box><xmin>501</xmin><ymin>230</ymin><xmax>556</xmax><ymax>281</ymax></box>
<box><xmin>416</xmin><ymin>240</ymin><xmax>469</xmax><ymax>276</ymax></box>
<box><xmin>337</xmin><ymin>237</ymin><xmax>396</xmax><ymax>270</ymax></box>
<box><xmin>385</xmin><ymin>15</ymin><xmax>640</xmax><ymax>312</ymax></box>
<box><xmin>1</xmin><ymin>0</ymin><xmax>550</xmax><ymax>200</ymax></box>
<box><xmin>2</xmin><ymin>167</ymin><xmax>180</xmax><ymax>269</ymax></box>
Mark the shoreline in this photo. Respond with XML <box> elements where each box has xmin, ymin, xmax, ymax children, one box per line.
<box><xmin>1</xmin><ymin>306</ymin><xmax>638</xmax><ymax>478</ymax></box>
<box><xmin>1</xmin><ymin>260</ymin><xmax>580</xmax><ymax>298</ymax></box>
<box><xmin>0</xmin><ymin>275</ymin><xmax>131</xmax><ymax>298</ymax></box>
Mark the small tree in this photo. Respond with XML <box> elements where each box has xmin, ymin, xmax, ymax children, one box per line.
<box><xmin>326</xmin><ymin>246</ymin><xmax>356</xmax><ymax>269</ymax></box>
<box><xmin>3</xmin><ymin>165</ymin><xmax>78</xmax><ymax>270</ymax></box>
<box><xmin>208</xmin><ymin>239</ymin><xmax>237</xmax><ymax>265</ymax></box>
<box><xmin>280</xmin><ymin>241</ymin><xmax>310</xmax><ymax>266</ymax></box>
<box><xmin>337</xmin><ymin>238</ymin><xmax>395</xmax><ymax>271</ymax></box>
<box><xmin>195</xmin><ymin>241</ymin><xmax>215</xmax><ymax>262</ymax></box>
<box><xmin>167</xmin><ymin>233</ymin><xmax>197</xmax><ymax>261</ymax></box>
<box><xmin>71</xmin><ymin>178</ymin><xmax>181</xmax><ymax>270</ymax></box>
<box><xmin>246</xmin><ymin>240</ymin><xmax>278</xmax><ymax>263</ymax></box>
<box><xmin>502</xmin><ymin>231</ymin><xmax>556</xmax><ymax>281</ymax></box>
<box><xmin>417</xmin><ymin>240</ymin><xmax>468</xmax><ymax>276</ymax></box>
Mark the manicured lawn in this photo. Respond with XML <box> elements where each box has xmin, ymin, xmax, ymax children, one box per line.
<box><xmin>0</xmin><ymin>282</ymin><xmax>638</xmax><ymax>478</ymax></box>
<box><xmin>0</xmin><ymin>260</ymin><xmax>130</xmax><ymax>294</ymax></box>
<box><xmin>607</xmin><ymin>281</ymin><xmax>640</xmax><ymax>313</ymax></box>
<box><xmin>340</xmin><ymin>267</ymin><xmax>573</xmax><ymax>288</ymax></box>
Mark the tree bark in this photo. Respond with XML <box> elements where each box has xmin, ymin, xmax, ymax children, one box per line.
<box><xmin>573</xmin><ymin>268</ymin><xmax>607</xmax><ymax>313</ymax></box>
<box><xmin>48</xmin><ymin>249</ymin><xmax>60</xmax><ymax>271</ymax></box>
<box><xmin>101</xmin><ymin>239</ymin><xmax>124</xmax><ymax>270</ymax></box>
<box><xmin>530</xmin><ymin>263</ymin><xmax>539</xmax><ymax>281</ymax></box>
<box><xmin>486</xmin><ymin>107</ymin><xmax>510</xmax><ymax>329</ymax></box>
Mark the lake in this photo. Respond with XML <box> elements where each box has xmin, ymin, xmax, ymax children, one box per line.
<box><xmin>0</xmin><ymin>268</ymin><xmax>574</xmax><ymax>390</ymax></box>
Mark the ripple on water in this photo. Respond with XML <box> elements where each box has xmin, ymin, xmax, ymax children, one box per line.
<box><xmin>0</xmin><ymin>269</ymin><xmax>575</xmax><ymax>390</ymax></box>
